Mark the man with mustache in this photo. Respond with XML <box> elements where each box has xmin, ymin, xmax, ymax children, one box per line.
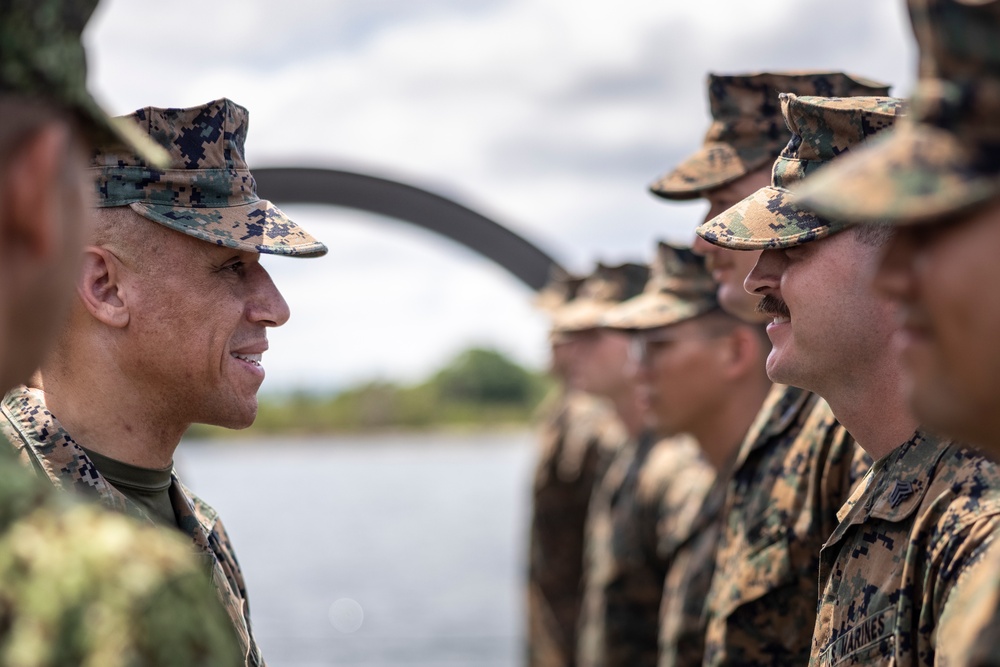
<box><xmin>699</xmin><ymin>93</ymin><xmax>1000</xmax><ymax>665</ymax></box>
<box><xmin>648</xmin><ymin>72</ymin><xmax>881</xmax><ymax>665</ymax></box>
<box><xmin>790</xmin><ymin>0</ymin><xmax>1000</xmax><ymax>661</ymax></box>
<box><xmin>0</xmin><ymin>98</ymin><xmax>328</xmax><ymax>667</ymax></box>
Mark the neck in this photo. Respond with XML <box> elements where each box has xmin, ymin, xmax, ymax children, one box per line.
<box><xmin>690</xmin><ymin>378</ymin><xmax>772</xmax><ymax>471</ymax></box>
<box><xmin>817</xmin><ymin>360</ymin><xmax>917</xmax><ymax>460</ymax></box>
<box><xmin>36</xmin><ymin>350</ymin><xmax>184</xmax><ymax>469</ymax></box>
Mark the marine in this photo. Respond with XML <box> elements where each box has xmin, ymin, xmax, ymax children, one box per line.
<box><xmin>789</xmin><ymin>0</ymin><xmax>1000</xmax><ymax>662</ymax></box>
<box><xmin>0</xmin><ymin>96</ymin><xmax>328</xmax><ymax>667</ymax></box>
<box><xmin>649</xmin><ymin>71</ymin><xmax>879</xmax><ymax>666</ymax></box>
<box><xmin>0</xmin><ymin>0</ymin><xmax>242</xmax><ymax>664</ymax></box>
<box><xmin>600</xmin><ymin>243</ymin><xmax>771</xmax><ymax>667</ymax></box>
<box><xmin>528</xmin><ymin>269</ymin><xmax>628</xmax><ymax>667</ymax></box>
<box><xmin>700</xmin><ymin>91</ymin><xmax>1000</xmax><ymax>666</ymax></box>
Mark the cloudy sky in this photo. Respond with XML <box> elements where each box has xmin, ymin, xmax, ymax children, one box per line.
<box><xmin>84</xmin><ymin>0</ymin><xmax>916</xmax><ymax>392</ymax></box>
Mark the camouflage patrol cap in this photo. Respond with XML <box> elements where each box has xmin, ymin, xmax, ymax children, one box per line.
<box><xmin>534</xmin><ymin>266</ymin><xmax>585</xmax><ymax>314</ymax></box>
<box><xmin>603</xmin><ymin>243</ymin><xmax>718</xmax><ymax>331</ymax></box>
<box><xmin>793</xmin><ymin>0</ymin><xmax>1000</xmax><ymax>225</ymax></box>
<box><xmin>551</xmin><ymin>262</ymin><xmax>649</xmax><ymax>333</ymax></box>
<box><xmin>649</xmin><ymin>71</ymin><xmax>890</xmax><ymax>200</ymax></box>
<box><xmin>0</xmin><ymin>0</ymin><xmax>170</xmax><ymax>167</ymax></box>
<box><xmin>90</xmin><ymin>98</ymin><xmax>327</xmax><ymax>257</ymax></box>
<box><xmin>696</xmin><ymin>94</ymin><xmax>906</xmax><ymax>250</ymax></box>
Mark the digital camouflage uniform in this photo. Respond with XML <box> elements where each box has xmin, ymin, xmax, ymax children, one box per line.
<box><xmin>788</xmin><ymin>2</ymin><xmax>1000</xmax><ymax>664</ymax></box>
<box><xmin>529</xmin><ymin>389</ymin><xmax>627</xmax><ymax>667</ymax></box>
<box><xmin>0</xmin><ymin>387</ymin><xmax>258</xmax><ymax>666</ymax></box>
<box><xmin>701</xmin><ymin>92</ymin><xmax>1000</xmax><ymax>665</ymax></box>
<box><xmin>0</xmin><ymin>435</ymin><xmax>242</xmax><ymax>667</ymax></box>
<box><xmin>811</xmin><ymin>432</ymin><xmax>1000</xmax><ymax>666</ymax></box>
<box><xmin>529</xmin><ymin>264</ymin><xmax>645</xmax><ymax>667</ymax></box>
<box><xmin>576</xmin><ymin>245</ymin><xmax>720</xmax><ymax>667</ymax></box>
<box><xmin>649</xmin><ymin>72</ymin><xmax>887</xmax><ymax>667</ymax></box>
<box><xmin>577</xmin><ymin>433</ymin><xmax>713</xmax><ymax>667</ymax></box>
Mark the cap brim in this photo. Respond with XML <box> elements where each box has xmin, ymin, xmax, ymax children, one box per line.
<box><xmin>602</xmin><ymin>291</ymin><xmax>717</xmax><ymax>330</ymax></box>
<box><xmin>131</xmin><ymin>199</ymin><xmax>328</xmax><ymax>257</ymax></box>
<box><xmin>792</xmin><ymin>122</ymin><xmax>1000</xmax><ymax>226</ymax></box>
<box><xmin>551</xmin><ymin>299</ymin><xmax>611</xmax><ymax>333</ymax></box>
<box><xmin>696</xmin><ymin>185</ymin><xmax>846</xmax><ymax>250</ymax></box>
<box><xmin>649</xmin><ymin>143</ymin><xmax>753</xmax><ymax>200</ymax></box>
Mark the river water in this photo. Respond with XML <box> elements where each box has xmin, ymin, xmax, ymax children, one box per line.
<box><xmin>176</xmin><ymin>430</ymin><xmax>536</xmax><ymax>667</ymax></box>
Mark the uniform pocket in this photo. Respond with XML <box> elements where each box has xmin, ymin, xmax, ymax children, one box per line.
<box><xmin>716</xmin><ymin>531</ymin><xmax>794</xmax><ymax>618</ymax></box>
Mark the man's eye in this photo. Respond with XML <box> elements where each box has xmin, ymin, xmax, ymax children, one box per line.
<box><xmin>225</xmin><ymin>261</ymin><xmax>245</xmax><ymax>274</ymax></box>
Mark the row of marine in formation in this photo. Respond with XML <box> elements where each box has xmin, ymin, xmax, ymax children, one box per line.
<box><xmin>527</xmin><ymin>0</ymin><xmax>1000</xmax><ymax>665</ymax></box>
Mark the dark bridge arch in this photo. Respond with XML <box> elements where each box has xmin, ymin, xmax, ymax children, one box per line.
<box><xmin>254</xmin><ymin>167</ymin><xmax>564</xmax><ymax>291</ymax></box>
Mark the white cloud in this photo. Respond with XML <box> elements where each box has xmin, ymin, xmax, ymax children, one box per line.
<box><xmin>84</xmin><ymin>0</ymin><xmax>919</xmax><ymax>389</ymax></box>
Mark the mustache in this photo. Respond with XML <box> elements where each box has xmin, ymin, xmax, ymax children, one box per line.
<box><xmin>756</xmin><ymin>294</ymin><xmax>791</xmax><ymax>318</ymax></box>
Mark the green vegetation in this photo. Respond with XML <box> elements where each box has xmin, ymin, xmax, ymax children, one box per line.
<box><xmin>188</xmin><ymin>347</ymin><xmax>552</xmax><ymax>438</ymax></box>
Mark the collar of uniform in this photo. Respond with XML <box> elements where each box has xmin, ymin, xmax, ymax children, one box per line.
<box><xmin>0</xmin><ymin>385</ymin><xmax>133</xmax><ymax>513</ymax></box>
<box><xmin>734</xmin><ymin>384</ymin><xmax>814</xmax><ymax>469</ymax></box>
<box><xmin>825</xmin><ymin>430</ymin><xmax>951</xmax><ymax>549</ymax></box>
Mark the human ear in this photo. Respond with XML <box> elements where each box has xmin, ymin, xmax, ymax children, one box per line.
<box><xmin>721</xmin><ymin>326</ymin><xmax>765</xmax><ymax>380</ymax></box>
<box><xmin>77</xmin><ymin>246</ymin><xmax>129</xmax><ymax>328</ymax></box>
<box><xmin>0</xmin><ymin>123</ymin><xmax>71</xmax><ymax>263</ymax></box>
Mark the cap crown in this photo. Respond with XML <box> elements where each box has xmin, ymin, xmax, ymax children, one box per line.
<box><xmin>773</xmin><ymin>95</ymin><xmax>907</xmax><ymax>189</ymax></box>
<box><xmin>704</xmin><ymin>71</ymin><xmax>891</xmax><ymax>172</ymax></box>
<box><xmin>908</xmin><ymin>0</ymin><xmax>1000</xmax><ymax>168</ymax></box>
<box><xmin>576</xmin><ymin>262</ymin><xmax>650</xmax><ymax>304</ymax></box>
<box><xmin>93</xmin><ymin>98</ymin><xmax>255</xmax><ymax>208</ymax></box>
<box><xmin>645</xmin><ymin>243</ymin><xmax>715</xmax><ymax>299</ymax></box>
<box><xmin>650</xmin><ymin>71</ymin><xmax>890</xmax><ymax>199</ymax></box>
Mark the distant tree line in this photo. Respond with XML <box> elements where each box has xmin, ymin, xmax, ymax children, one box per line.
<box><xmin>188</xmin><ymin>347</ymin><xmax>552</xmax><ymax>438</ymax></box>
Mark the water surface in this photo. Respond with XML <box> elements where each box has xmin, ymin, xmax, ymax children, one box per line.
<box><xmin>177</xmin><ymin>431</ymin><xmax>535</xmax><ymax>667</ymax></box>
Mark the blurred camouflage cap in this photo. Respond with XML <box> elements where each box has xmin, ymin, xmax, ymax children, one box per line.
<box><xmin>551</xmin><ymin>262</ymin><xmax>649</xmax><ymax>333</ymax></box>
<box><xmin>603</xmin><ymin>243</ymin><xmax>718</xmax><ymax>331</ymax></box>
<box><xmin>697</xmin><ymin>94</ymin><xmax>906</xmax><ymax>250</ymax></box>
<box><xmin>794</xmin><ymin>0</ymin><xmax>1000</xmax><ymax>225</ymax></box>
<box><xmin>534</xmin><ymin>266</ymin><xmax>585</xmax><ymax>314</ymax></box>
<box><xmin>0</xmin><ymin>0</ymin><xmax>170</xmax><ymax>167</ymax></box>
<box><xmin>90</xmin><ymin>98</ymin><xmax>327</xmax><ymax>257</ymax></box>
<box><xmin>649</xmin><ymin>71</ymin><xmax>890</xmax><ymax>200</ymax></box>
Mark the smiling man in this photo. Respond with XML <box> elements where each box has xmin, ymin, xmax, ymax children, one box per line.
<box><xmin>649</xmin><ymin>71</ymin><xmax>883</xmax><ymax>667</ymax></box>
<box><xmin>0</xmin><ymin>98</ymin><xmax>327</xmax><ymax>667</ymax></box>
<box><xmin>698</xmin><ymin>92</ymin><xmax>1000</xmax><ymax>666</ymax></box>
<box><xmin>788</xmin><ymin>0</ymin><xmax>1000</xmax><ymax>661</ymax></box>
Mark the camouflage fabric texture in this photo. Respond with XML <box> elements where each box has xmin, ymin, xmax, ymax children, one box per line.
<box><xmin>702</xmin><ymin>384</ymin><xmax>870</xmax><ymax>667</ymax></box>
<box><xmin>577</xmin><ymin>433</ymin><xmax>715</xmax><ymax>667</ymax></box>
<box><xmin>551</xmin><ymin>262</ymin><xmax>649</xmax><ymax>334</ymax></box>
<box><xmin>794</xmin><ymin>0</ymin><xmax>1000</xmax><ymax>225</ymax></box>
<box><xmin>811</xmin><ymin>431</ymin><xmax>1000</xmax><ymax>666</ymax></box>
<box><xmin>0</xmin><ymin>0</ymin><xmax>169</xmax><ymax>165</ymax></box>
<box><xmin>649</xmin><ymin>71</ymin><xmax>890</xmax><ymax>200</ymax></box>
<box><xmin>602</xmin><ymin>243</ymin><xmax>718</xmax><ymax>331</ymax></box>
<box><xmin>90</xmin><ymin>98</ymin><xmax>327</xmax><ymax>258</ymax></box>
<box><xmin>697</xmin><ymin>94</ymin><xmax>906</xmax><ymax>250</ymax></box>
<box><xmin>528</xmin><ymin>389</ymin><xmax>627</xmax><ymax>667</ymax></box>
<box><xmin>0</xmin><ymin>386</ymin><xmax>266</xmax><ymax>667</ymax></box>
<box><xmin>658</xmin><ymin>464</ymin><xmax>730</xmax><ymax>667</ymax></box>
<box><xmin>0</xmin><ymin>433</ymin><xmax>241</xmax><ymax>666</ymax></box>
<box><xmin>934</xmin><ymin>536</ymin><xmax>1000</xmax><ymax>666</ymax></box>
